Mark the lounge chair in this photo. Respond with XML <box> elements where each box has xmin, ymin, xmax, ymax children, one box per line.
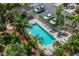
<box><xmin>58</xmin><ymin>31</ymin><xmax>65</xmax><ymax>38</ymax></box>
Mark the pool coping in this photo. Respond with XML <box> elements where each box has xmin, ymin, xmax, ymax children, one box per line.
<box><xmin>29</xmin><ymin>23</ymin><xmax>56</xmax><ymax>46</ymax></box>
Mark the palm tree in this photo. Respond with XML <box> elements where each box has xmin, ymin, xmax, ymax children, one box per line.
<box><xmin>53</xmin><ymin>40</ymin><xmax>62</xmax><ymax>48</ymax></box>
<box><xmin>8</xmin><ymin>10</ymin><xmax>30</xmax><ymax>40</ymax></box>
<box><xmin>0</xmin><ymin>33</ymin><xmax>5</xmax><ymax>55</ymax></box>
<box><xmin>0</xmin><ymin>3</ymin><xmax>26</xmax><ymax>32</ymax></box>
<box><xmin>53</xmin><ymin>34</ymin><xmax>79</xmax><ymax>56</ymax></box>
<box><xmin>3</xmin><ymin>42</ymin><xmax>31</xmax><ymax>56</ymax></box>
<box><xmin>73</xmin><ymin>14</ymin><xmax>79</xmax><ymax>29</ymax></box>
<box><xmin>63</xmin><ymin>35</ymin><xmax>79</xmax><ymax>56</ymax></box>
<box><xmin>0</xmin><ymin>32</ymin><xmax>12</xmax><ymax>55</ymax></box>
<box><xmin>54</xmin><ymin>5</ymin><xmax>64</xmax><ymax>25</ymax></box>
<box><xmin>53</xmin><ymin>40</ymin><xmax>63</xmax><ymax>56</ymax></box>
<box><xmin>3</xmin><ymin>31</ymin><xmax>32</xmax><ymax>56</ymax></box>
<box><xmin>65</xmin><ymin>14</ymin><xmax>79</xmax><ymax>29</ymax></box>
<box><xmin>0</xmin><ymin>7</ymin><xmax>7</xmax><ymax>33</ymax></box>
<box><xmin>0</xmin><ymin>4</ymin><xmax>20</xmax><ymax>33</ymax></box>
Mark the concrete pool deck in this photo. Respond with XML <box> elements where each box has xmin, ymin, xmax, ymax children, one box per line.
<box><xmin>29</xmin><ymin>18</ymin><xmax>72</xmax><ymax>55</ymax></box>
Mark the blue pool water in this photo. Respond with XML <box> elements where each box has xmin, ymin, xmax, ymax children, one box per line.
<box><xmin>28</xmin><ymin>23</ymin><xmax>55</xmax><ymax>46</ymax></box>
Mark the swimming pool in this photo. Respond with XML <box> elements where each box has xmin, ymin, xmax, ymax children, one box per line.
<box><xmin>28</xmin><ymin>23</ymin><xmax>55</xmax><ymax>46</ymax></box>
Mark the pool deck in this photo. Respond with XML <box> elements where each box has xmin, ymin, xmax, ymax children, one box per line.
<box><xmin>29</xmin><ymin>18</ymin><xmax>72</xmax><ymax>55</ymax></box>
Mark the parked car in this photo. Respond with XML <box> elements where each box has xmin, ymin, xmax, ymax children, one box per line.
<box><xmin>32</xmin><ymin>3</ymin><xmax>45</xmax><ymax>14</ymax></box>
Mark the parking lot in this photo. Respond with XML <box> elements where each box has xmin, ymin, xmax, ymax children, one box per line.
<box><xmin>38</xmin><ymin>3</ymin><xmax>57</xmax><ymax>17</ymax></box>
